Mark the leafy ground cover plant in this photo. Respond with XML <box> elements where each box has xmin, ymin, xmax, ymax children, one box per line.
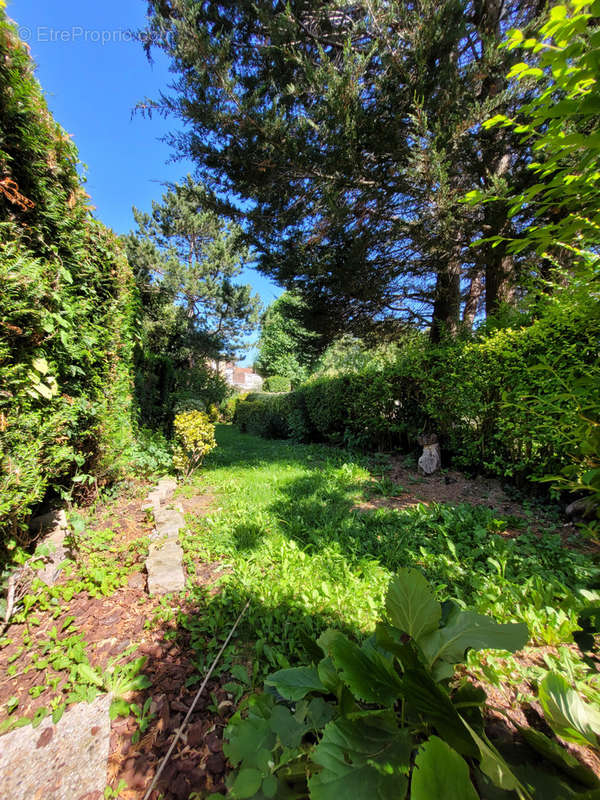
<box><xmin>0</xmin><ymin>495</ymin><xmax>152</xmax><ymax>733</ymax></box>
<box><xmin>222</xmin><ymin>569</ymin><xmax>599</xmax><ymax>800</ymax></box>
<box><xmin>173</xmin><ymin>427</ymin><xmax>598</xmax><ymax>734</ymax></box>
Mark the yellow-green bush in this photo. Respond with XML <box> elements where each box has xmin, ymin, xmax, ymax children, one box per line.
<box><xmin>207</xmin><ymin>403</ymin><xmax>220</xmax><ymax>422</ymax></box>
<box><xmin>172</xmin><ymin>411</ymin><xmax>217</xmax><ymax>477</ymax></box>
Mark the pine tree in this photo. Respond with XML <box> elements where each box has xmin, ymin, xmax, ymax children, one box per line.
<box><xmin>142</xmin><ymin>0</ymin><xmax>546</xmax><ymax>336</ymax></box>
<box><xmin>131</xmin><ymin>177</ymin><xmax>261</xmax><ymax>362</ymax></box>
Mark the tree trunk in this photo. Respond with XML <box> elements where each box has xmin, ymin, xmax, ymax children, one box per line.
<box><xmin>430</xmin><ymin>248</ymin><xmax>461</xmax><ymax>343</ymax></box>
<box><xmin>483</xmin><ymin>200</ymin><xmax>515</xmax><ymax>317</ymax></box>
<box><xmin>463</xmin><ymin>270</ymin><xmax>484</xmax><ymax>329</ymax></box>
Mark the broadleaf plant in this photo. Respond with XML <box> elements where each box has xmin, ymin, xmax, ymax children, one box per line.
<box><xmin>223</xmin><ymin>569</ymin><xmax>598</xmax><ymax>799</ymax></box>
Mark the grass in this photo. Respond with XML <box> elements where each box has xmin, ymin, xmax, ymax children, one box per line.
<box><xmin>176</xmin><ymin>425</ymin><xmax>599</xmax><ymax>704</ymax></box>
<box><xmin>2</xmin><ymin>423</ymin><xmax>597</xmax><ymax>738</ymax></box>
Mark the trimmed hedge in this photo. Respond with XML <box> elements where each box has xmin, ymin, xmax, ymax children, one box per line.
<box><xmin>235</xmin><ymin>309</ymin><xmax>600</xmax><ymax>487</ymax></box>
<box><xmin>0</xmin><ymin>14</ymin><xmax>136</xmax><ymax>539</ymax></box>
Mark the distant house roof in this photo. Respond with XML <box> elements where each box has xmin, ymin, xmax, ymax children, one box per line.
<box><xmin>217</xmin><ymin>361</ymin><xmax>263</xmax><ymax>390</ymax></box>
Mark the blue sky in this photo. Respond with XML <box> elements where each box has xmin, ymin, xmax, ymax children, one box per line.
<box><xmin>7</xmin><ymin>0</ymin><xmax>281</xmax><ymax>363</ymax></box>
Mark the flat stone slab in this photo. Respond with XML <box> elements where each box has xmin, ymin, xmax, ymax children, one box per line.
<box><xmin>156</xmin><ymin>511</ymin><xmax>185</xmax><ymax>539</ymax></box>
<box><xmin>154</xmin><ymin>507</ymin><xmax>185</xmax><ymax>529</ymax></box>
<box><xmin>148</xmin><ymin>538</ymin><xmax>183</xmax><ymax>557</ymax></box>
<box><xmin>144</xmin><ymin>479</ymin><xmax>186</xmax><ymax>595</ymax></box>
<box><xmin>157</xmin><ymin>477</ymin><xmax>177</xmax><ymax>499</ymax></box>
<box><xmin>0</xmin><ymin>693</ymin><xmax>111</xmax><ymax>800</ymax></box>
<box><xmin>146</xmin><ymin>549</ymin><xmax>186</xmax><ymax>594</ymax></box>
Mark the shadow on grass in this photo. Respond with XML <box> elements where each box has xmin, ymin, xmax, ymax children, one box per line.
<box><xmin>110</xmin><ymin>579</ymin><xmax>363</xmax><ymax>800</ymax></box>
<box><xmin>199</xmin><ymin>425</ymin><xmax>591</xmax><ymax>608</ymax></box>
<box><xmin>203</xmin><ymin>424</ymin><xmax>368</xmax><ymax>473</ymax></box>
<box><xmin>266</xmin><ymin>469</ymin><xmax>591</xmax><ymax>607</ymax></box>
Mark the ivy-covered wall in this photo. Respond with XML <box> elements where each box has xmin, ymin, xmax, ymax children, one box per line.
<box><xmin>0</xmin><ymin>11</ymin><xmax>136</xmax><ymax>541</ymax></box>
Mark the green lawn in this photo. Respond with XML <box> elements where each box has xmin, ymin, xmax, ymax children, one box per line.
<box><xmin>176</xmin><ymin>426</ymin><xmax>598</xmax><ymax>703</ymax></box>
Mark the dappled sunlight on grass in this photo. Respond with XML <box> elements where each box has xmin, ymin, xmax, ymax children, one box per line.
<box><xmin>179</xmin><ymin>426</ymin><xmax>597</xmax><ymax>681</ymax></box>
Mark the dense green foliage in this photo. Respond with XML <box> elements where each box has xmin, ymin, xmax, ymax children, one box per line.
<box><xmin>237</xmin><ymin>304</ymin><xmax>600</xmax><ymax>493</ymax></box>
<box><xmin>263</xmin><ymin>375</ymin><xmax>292</xmax><ymax>394</ymax></box>
<box><xmin>2</xmin><ymin>3</ymin><xmax>599</xmax><ymax>795</ymax></box>
<box><xmin>224</xmin><ymin>570</ymin><xmax>600</xmax><ymax>799</ymax></box>
<box><xmin>256</xmin><ymin>293</ymin><xmax>323</xmax><ymax>386</ymax></box>
<box><xmin>468</xmin><ymin>0</ymin><xmax>600</xmax><ymax>259</ymax></box>
<box><xmin>466</xmin><ymin>0</ymin><xmax>600</xmax><ymax>519</ymax></box>
<box><xmin>0</xmin><ymin>11</ymin><xmax>136</xmax><ymax>540</ymax></box>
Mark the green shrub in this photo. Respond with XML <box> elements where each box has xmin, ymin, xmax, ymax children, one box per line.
<box><xmin>128</xmin><ymin>428</ymin><xmax>172</xmax><ymax>477</ymax></box>
<box><xmin>235</xmin><ymin>392</ymin><xmax>309</xmax><ymax>440</ymax></box>
<box><xmin>236</xmin><ymin>309</ymin><xmax>600</xmax><ymax>496</ymax></box>
<box><xmin>221</xmin><ymin>392</ymin><xmax>247</xmax><ymax>423</ymax></box>
<box><xmin>244</xmin><ymin>392</ymin><xmax>266</xmax><ymax>403</ymax></box>
<box><xmin>134</xmin><ymin>359</ymin><xmax>228</xmax><ymax>432</ymax></box>
<box><xmin>0</xmin><ymin>12</ymin><xmax>139</xmax><ymax>541</ymax></box>
<box><xmin>264</xmin><ymin>375</ymin><xmax>292</xmax><ymax>393</ymax></box>
<box><xmin>134</xmin><ymin>353</ymin><xmax>177</xmax><ymax>430</ymax></box>
<box><xmin>172</xmin><ymin>410</ymin><xmax>217</xmax><ymax>477</ymax></box>
<box><xmin>172</xmin><ymin>393</ymin><xmax>206</xmax><ymax>416</ymax></box>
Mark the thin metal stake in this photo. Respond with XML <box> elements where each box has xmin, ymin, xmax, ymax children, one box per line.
<box><xmin>141</xmin><ymin>599</ymin><xmax>250</xmax><ymax>800</ymax></box>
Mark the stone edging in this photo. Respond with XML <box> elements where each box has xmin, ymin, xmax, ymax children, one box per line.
<box><xmin>143</xmin><ymin>477</ymin><xmax>186</xmax><ymax>595</ymax></box>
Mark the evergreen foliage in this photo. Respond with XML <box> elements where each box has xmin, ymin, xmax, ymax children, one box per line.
<box><xmin>143</xmin><ymin>0</ymin><xmax>546</xmax><ymax>338</ymax></box>
<box><xmin>131</xmin><ymin>177</ymin><xmax>261</xmax><ymax>362</ymax></box>
<box><xmin>125</xmin><ymin>178</ymin><xmax>262</xmax><ymax>429</ymax></box>
<box><xmin>256</xmin><ymin>292</ymin><xmax>323</xmax><ymax>386</ymax></box>
<box><xmin>0</xmin><ymin>11</ymin><xmax>136</xmax><ymax>541</ymax></box>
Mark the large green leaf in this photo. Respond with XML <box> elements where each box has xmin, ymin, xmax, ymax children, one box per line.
<box><xmin>539</xmin><ymin>672</ymin><xmax>600</xmax><ymax>748</ymax></box>
<box><xmin>308</xmin><ymin>713</ymin><xmax>411</xmax><ymax>800</ymax></box>
<box><xmin>517</xmin><ymin>725</ymin><xmax>599</xmax><ymax>789</ymax></box>
<box><xmin>77</xmin><ymin>663</ymin><xmax>104</xmax><ymax>688</ymax></box>
<box><xmin>463</xmin><ymin>718</ymin><xmax>525</xmax><ymax>794</ymax></box>
<box><xmin>266</xmin><ymin>666</ymin><xmax>327</xmax><ymax>701</ymax></box>
<box><xmin>317</xmin><ymin>657</ymin><xmax>341</xmax><ymax>694</ymax></box>
<box><xmin>411</xmin><ymin>736</ymin><xmax>478</xmax><ymax>800</ymax></box>
<box><xmin>317</xmin><ymin>630</ymin><xmax>403</xmax><ymax>705</ymax></box>
<box><xmin>224</xmin><ymin>699</ymin><xmax>277</xmax><ymax>770</ymax></box>
<box><xmin>419</xmin><ymin>605</ymin><xmax>528</xmax><ymax>667</ymax></box>
<box><xmin>230</xmin><ymin>768</ymin><xmax>263</xmax><ymax>799</ymax></box>
<box><xmin>385</xmin><ymin>568</ymin><xmax>441</xmax><ymax>642</ymax></box>
<box><xmin>269</xmin><ymin>704</ymin><xmax>309</xmax><ymax>748</ymax></box>
<box><xmin>512</xmin><ymin>763</ymin><xmax>600</xmax><ymax>800</ymax></box>
<box><xmin>402</xmin><ymin>668</ymin><xmax>477</xmax><ymax>757</ymax></box>
<box><xmin>375</xmin><ymin>622</ymin><xmax>422</xmax><ymax>672</ymax></box>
